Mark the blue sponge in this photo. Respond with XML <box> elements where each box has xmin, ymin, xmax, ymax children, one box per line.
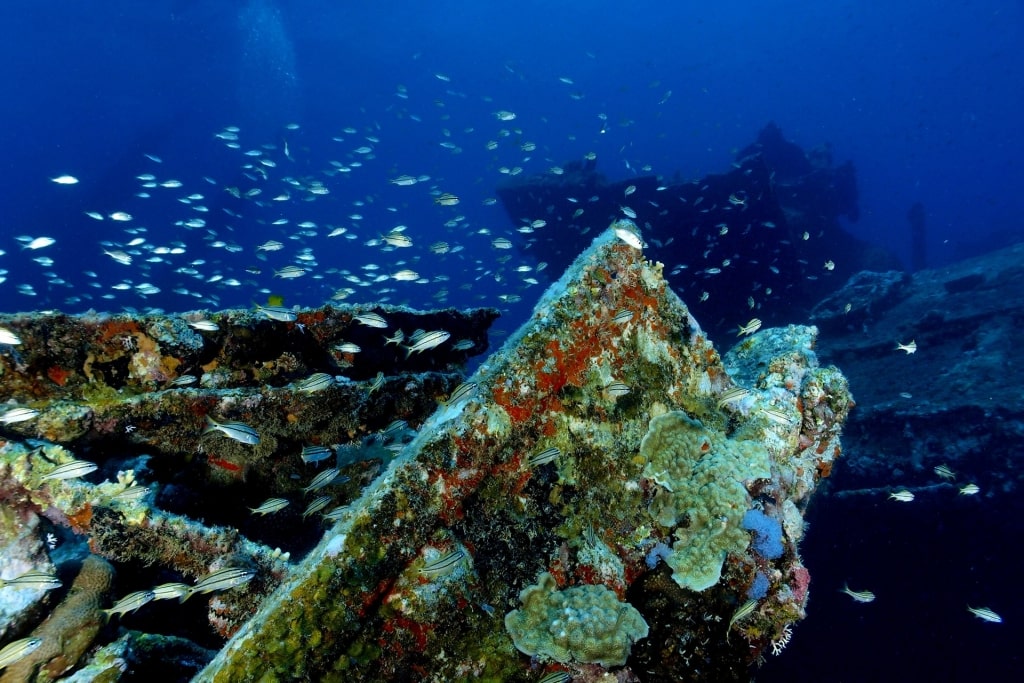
<box><xmin>742</xmin><ymin>509</ymin><xmax>784</xmax><ymax>559</ymax></box>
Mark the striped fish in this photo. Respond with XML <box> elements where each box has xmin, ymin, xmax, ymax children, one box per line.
<box><xmin>841</xmin><ymin>584</ymin><xmax>876</xmax><ymax>603</ymax></box>
<box><xmin>0</xmin><ymin>637</ymin><xmax>43</xmax><ymax>668</ymax></box>
<box><xmin>611</xmin><ymin>309</ymin><xmax>634</xmax><ymax>325</ymax></box>
<box><xmin>528</xmin><ymin>447</ymin><xmax>561</xmax><ymax>467</ymax></box>
<box><xmin>203</xmin><ymin>416</ymin><xmax>260</xmax><ymax>445</ymax></box>
<box><xmin>303</xmin><ymin>468</ymin><xmax>342</xmax><ymax>493</ymax></box>
<box><xmin>188</xmin><ymin>567</ymin><xmax>256</xmax><ymax>597</ymax></box>
<box><xmin>717</xmin><ymin>387</ymin><xmax>750</xmax><ymax>409</ymax></box>
<box><xmin>604</xmin><ymin>381</ymin><xmax>630</xmax><ymax>398</ymax></box>
<box><xmin>368</xmin><ymin>371</ymin><xmax>385</xmax><ymax>394</ymax></box>
<box><xmin>103</xmin><ymin>590</ymin><xmax>155</xmax><ymax>618</ymax></box>
<box><xmin>303</xmin><ymin>495</ymin><xmax>332</xmax><ymax>519</ymax></box>
<box><xmin>441</xmin><ymin>381</ymin><xmax>478</xmax><ymax>407</ymax></box>
<box><xmin>295</xmin><ymin>372</ymin><xmax>335</xmax><ymax>393</ymax></box>
<box><xmin>151</xmin><ymin>582</ymin><xmax>191</xmax><ymax>601</ymax></box>
<box><xmin>255</xmin><ymin>304</ymin><xmax>298</xmax><ymax>322</ymax></box>
<box><xmin>0</xmin><ymin>407</ymin><xmax>40</xmax><ymax>424</ymax></box>
<box><xmin>300</xmin><ymin>445</ymin><xmax>333</xmax><ymax>465</ymax></box>
<box><xmin>418</xmin><ymin>548</ymin><xmax>466</xmax><ymax>578</ymax></box>
<box><xmin>249</xmin><ymin>498</ymin><xmax>290</xmax><ymax>516</ymax></box>
<box><xmin>109</xmin><ymin>485</ymin><xmax>150</xmax><ymax>503</ymax></box>
<box><xmin>967</xmin><ymin>605</ymin><xmax>1002</xmax><ymax>623</ymax></box>
<box><xmin>353</xmin><ymin>312</ymin><xmax>388</xmax><ymax>328</ymax></box>
<box><xmin>402</xmin><ymin>330</ymin><xmax>450</xmax><ymax>358</ymax></box>
<box><xmin>0</xmin><ymin>569</ymin><xmax>61</xmax><ymax>590</ymax></box>
<box><xmin>40</xmin><ymin>459</ymin><xmax>98</xmax><ymax>482</ymax></box>
<box><xmin>727</xmin><ymin>599</ymin><xmax>758</xmax><ymax>642</ymax></box>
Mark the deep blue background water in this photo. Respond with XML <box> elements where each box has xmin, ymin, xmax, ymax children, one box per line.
<box><xmin>1</xmin><ymin>2</ymin><xmax>1021</xmax><ymax>680</ymax></box>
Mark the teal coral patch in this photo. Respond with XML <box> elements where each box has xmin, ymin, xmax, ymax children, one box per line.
<box><xmin>504</xmin><ymin>572</ymin><xmax>648</xmax><ymax>667</ymax></box>
<box><xmin>641</xmin><ymin>411</ymin><xmax>770</xmax><ymax>591</ymax></box>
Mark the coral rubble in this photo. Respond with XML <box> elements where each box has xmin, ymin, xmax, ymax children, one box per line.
<box><xmin>196</xmin><ymin>220</ymin><xmax>851</xmax><ymax>682</ymax></box>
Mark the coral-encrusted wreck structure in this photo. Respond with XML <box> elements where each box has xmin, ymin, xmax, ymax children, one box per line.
<box><xmin>192</xmin><ymin>220</ymin><xmax>852</xmax><ymax>682</ymax></box>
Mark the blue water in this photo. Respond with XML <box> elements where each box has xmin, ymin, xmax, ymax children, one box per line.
<box><xmin>2</xmin><ymin>1</ymin><xmax>1021</xmax><ymax>679</ymax></box>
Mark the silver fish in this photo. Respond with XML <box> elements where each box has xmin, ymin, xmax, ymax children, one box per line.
<box><xmin>302</xmin><ymin>495</ymin><xmax>332</xmax><ymax>518</ymax></box>
<box><xmin>528</xmin><ymin>447</ymin><xmax>561</xmax><ymax>467</ymax></box>
<box><xmin>255</xmin><ymin>304</ymin><xmax>298</xmax><ymax>322</ymax></box>
<box><xmin>0</xmin><ymin>569</ymin><xmax>62</xmax><ymax>590</ymax></box>
<box><xmin>0</xmin><ymin>637</ymin><xmax>43</xmax><ymax>668</ymax></box>
<box><xmin>418</xmin><ymin>548</ymin><xmax>466</xmax><ymax>577</ymax></box>
<box><xmin>151</xmin><ymin>582</ymin><xmax>191</xmax><ymax>601</ymax></box>
<box><xmin>103</xmin><ymin>590</ymin><xmax>155</xmax><ymax>618</ymax></box>
<box><xmin>303</xmin><ymin>468</ymin><xmax>344</xmax><ymax>493</ymax></box>
<box><xmin>300</xmin><ymin>445</ymin><xmax>334</xmax><ymax>465</ymax></box>
<box><xmin>188</xmin><ymin>567</ymin><xmax>256</xmax><ymax>597</ymax></box>
<box><xmin>203</xmin><ymin>416</ymin><xmax>260</xmax><ymax>445</ymax></box>
<box><xmin>249</xmin><ymin>498</ymin><xmax>290</xmax><ymax>515</ymax></box>
<box><xmin>0</xmin><ymin>327</ymin><xmax>23</xmax><ymax>345</ymax></box>
<box><xmin>402</xmin><ymin>330</ymin><xmax>450</xmax><ymax>358</ymax></box>
<box><xmin>40</xmin><ymin>459</ymin><xmax>98</xmax><ymax>482</ymax></box>
<box><xmin>353</xmin><ymin>312</ymin><xmax>388</xmax><ymax>328</ymax></box>
<box><xmin>295</xmin><ymin>372</ymin><xmax>335</xmax><ymax>393</ymax></box>
<box><xmin>0</xmin><ymin>407</ymin><xmax>40</xmax><ymax>424</ymax></box>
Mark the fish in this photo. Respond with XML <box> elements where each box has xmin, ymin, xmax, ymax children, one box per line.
<box><xmin>528</xmin><ymin>447</ymin><xmax>561</xmax><ymax>467</ymax></box>
<box><xmin>382</xmin><ymin>232</ymin><xmax>413</xmax><ymax>248</ymax></box>
<box><xmin>0</xmin><ymin>327</ymin><xmax>23</xmax><ymax>345</ymax></box>
<box><xmin>959</xmin><ymin>483</ymin><xmax>980</xmax><ymax>496</ymax></box>
<box><xmin>256</xmin><ymin>240</ymin><xmax>284</xmax><ymax>252</ymax></box>
<box><xmin>0</xmin><ymin>637</ymin><xmax>43</xmax><ymax>669</ymax></box>
<box><xmin>737</xmin><ymin>318</ymin><xmax>762</xmax><ymax>336</ymax></box>
<box><xmin>761</xmin><ymin>407</ymin><xmax>796</xmax><ymax>426</ymax></box>
<box><xmin>187</xmin><ymin>319</ymin><xmax>219</xmax><ymax>332</ymax></box>
<box><xmin>613</xmin><ymin>224</ymin><xmax>644</xmax><ymax>249</ymax></box>
<box><xmin>0</xmin><ymin>569</ymin><xmax>62</xmax><ymax>591</ymax></box>
<box><xmin>604</xmin><ymin>382</ymin><xmax>630</xmax><ymax>398</ymax></box>
<box><xmin>21</xmin><ymin>236</ymin><xmax>56</xmax><ymax>250</ymax></box>
<box><xmin>382</xmin><ymin>330</ymin><xmax>405</xmax><ymax>346</ymax></box>
<box><xmin>491</xmin><ymin>238</ymin><xmax>513</xmax><ymax>250</ymax></box>
<box><xmin>934</xmin><ymin>464</ymin><xmax>956</xmax><ymax>481</ymax></box>
<box><xmin>434</xmin><ymin>193</ymin><xmax>460</xmax><ymax>206</ymax></box>
<box><xmin>103</xmin><ymin>590</ymin><xmax>156</xmax><ymax>618</ymax></box>
<box><xmin>353</xmin><ymin>312</ymin><xmax>388</xmax><ymax>328</ymax></box>
<box><xmin>249</xmin><ymin>498</ymin><xmax>290</xmax><ymax>515</ymax></box>
<box><xmin>717</xmin><ymin>387</ymin><xmax>750</xmax><ymax>409</ymax></box>
<box><xmin>50</xmin><ymin>174</ymin><xmax>79</xmax><ymax>184</ymax></box>
<box><xmin>334</xmin><ymin>342</ymin><xmax>362</xmax><ymax>354</ymax></box>
<box><xmin>322</xmin><ymin>505</ymin><xmax>349</xmax><ymax>522</ymax></box>
<box><xmin>303</xmin><ymin>495</ymin><xmax>332</xmax><ymax>518</ymax></box>
<box><xmin>108</xmin><ymin>211</ymin><xmax>133</xmax><ymax>222</ymax></box>
<box><xmin>537</xmin><ymin>674</ymin><xmax>571</xmax><ymax>683</ymax></box>
<box><xmin>40</xmin><ymin>459</ymin><xmax>98</xmax><ymax>481</ymax></box>
<box><xmin>103</xmin><ymin>249</ymin><xmax>133</xmax><ymax>265</ymax></box>
<box><xmin>274</xmin><ymin>265</ymin><xmax>307</xmax><ymax>279</ymax></box>
<box><xmin>151</xmin><ymin>582</ymin><xmax>191</xmax><ymax>601</ymax></box>
<box><xmin>967</xmin><ymin>606</ymin><xmax>1002</xmax><ymax>623</ymax></box>
<box><xmin>255</xmin><ymin>305</ymin><xmax>297</xmax><ymax>322</ymax></box>
<box><xmin>824</xmin><ymin>260</ymin><xmax>836</xmax><ymax>271</ymax></box>
<box><xmin>381</xmin><ymin>420</ymin><xmax>408</xmax><ymax>440</ymax></box>
<box><xmin>619</xmin><ymin>205</ymin><xmax>637</xmax><ymax>219</ymax></box>
<box><xmin>303</xmin><ymin>468</ymin><xmax>342</xmax><ymax>494</ymax></box>
<box><xmin>188</xmin><ymin>567</ymin><xmax>256</xmax><ymax>597</ymax></box>
<box><xmin>896</xmin><ymin>340</ymin><xmax>917</xmax><ymax>354</ymax></box>
<box><xmin>295</xmin><ymin>372</ymin><xmax>335</xmax><ymax>393</ymax></box>
<box><xmin>727</xmin><ymin>599</ymin><xmax>758</xmax><ymax>641</ymax></box>
<box><xmin>203</xmin><ymin>415</ymin><xmax>260</xmax><ymax>445</ymax></box>
<box><xmin>402</xmin><ymin>330</ymin><xmax>450</xmax><ymax>358</ymax></box>
<box><xmin>418</xmin><ymin>548</ymin><xmax>466</xmax><ymax>577</ymax></box>
<box><xmin>889</xmin><ymin>490</ymin><xmax>915</xmax><ymax>502</ymax></box>
<box><xmin>841</xmin><ymin>583</ymin><xmax>876</xmax><ymax>603</ymax></box>
<box><xmin>300</xmin><ymin>445</ymin><xmax>334</xmax><ymax>464</ymax></box>
<box><xmin>611</xmin><ymin>309</ymin><xmax>634</xmax><ymax>325</ymax></box>
<box><xmin>451</xmin><ymin>339</ymin><xmax>475</xmax><ymax>351</ymax></box>
<box><xmin>109</xmin><ymin>484</ymin><xmax>150</xmax><ymax>502</ymax></box>
<box><xmin>391</xmin><ymin>269</ymin><xmax>420</xmax><ymax>281</ymax></box>
<box><xmin>368</xmin><ymin>372</ymin><xmax>385</xmax><ymax>395</ymax></box>
<box><xmin>441</xmin><ymin>381</ymin><xmax>478</xmax><ymax>407</ymax></box>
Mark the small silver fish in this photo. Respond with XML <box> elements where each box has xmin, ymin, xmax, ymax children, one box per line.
<box><xmin>303</xmin><ymin>468</ymin><xmax>342</xmax><ymax>494</ymax></box>
<box><xmin>303</xmin><ymin>495</ymin><xmax>332</xmax><ymax>518</ymax></box>
<box><xmin>40</xmin><ymin>459</ymin><xmax>98</xmax><ymax>482</ymax></box>
<box><xmin>611</xmin><ymin>309</ymin><xmax>634</xmax><ymax>325</ymax></box>
<box><xmin>109</xmin><ymin>485</ymin><xmax>150</xmax><ymax>502</ymax></box>
<box><xmin>255</xmin><ymin>304</ymin><xmax>298</xmax><ymax>322</ymax></box>
<box><xmin>418</xmin><ymin>548</ymin><xmax>466</xmax><ymax>577</ymax></box>
<box><xmin>934</xmin><ymin>464</ymin><xmax>956</xmax><ymax>481</ymax></box>
<box><xmin>441</xmin><ymin>382</ymin><xmax>478</xmax><ymax>407</ymax></box>
<box><xmin>151</xmin><ymin>582</ymin><xmax>191</xmax><ymax>601</ymax></box>
<box><xmin>187</xmin><ymin>319</ymin><xmax>219</xmax><ymax>332</ymax></box>
<box><xmin>103</xmin><ymin>590</ymin><xmax>155</xmax><ymax>618</ymax></box>
<box><xmin>368</xmin><ymin>371</ymin><xmax>385</xmax><ymax>394</ymax></box>
<box><xmin>737</xmin><ymin>318</ymin><xmax>762</xmax><ymax>336</ymax></box>
<box><xmin>528</xmin><ymin>447</ymin><xmax>561</xmax><ymax>467</ymax></box>
<box><xmin>249</xmin><ymin>498</ymin><xmax>290</xmax><ymax>515</ymax></box>
<box><xmin>727</xmin><ymin>599</ymin><xmax>758</xmax><ymax>642</ymax></box>
<box><xmin>967</xmin><ymin>605</ymin><xmax>1002</xmax><ymax>623</ymax></box>
<box><xmin>604</xmin><ymin>382</ymin><xmax>630</xmax><ymax>398</ymax></box>
<box><xmin>353</xmin><ymin>312</ymin><xmax>388</xmax><ymax>328</ymax></box>
<box><xmin>203</xmin><ymin>416</ymin><xmax>260</xmax><ymax>445</ymax></box>
<box><xmin>300</xmin><ymin>445</ymin><xmax>334</xmax><ymax>465</ymax></box>
<box><xmin>188</xmin><ymin>567</ymin><xmax>256</xmax><ymax>597</ymax></box>
<box><xmin>841</xmin><ymin>583</ymin><xmax>876</xmax><ymax>603</ymax></box>
<box><xmin>889</xmin><ymin>490</ymin><xmax>915</xmax><ymax>502</ymax></box>
<box><xmin>0</xmin><ymin>407</ymin><xmax>40</xmax><ymax>424</ymax></box>
<box><xmin>0</xmin><ymin>637</ymin><xmax>43</xmax><ymax>668</ymax></box>
<box><xmin>402</xmin><ymin>330</ymin><xmax>450</xmax><ymax>358</ymax></box>
<box><xmin>296</xmin><ymin>372</ymin><xmax>335</xmax><ymax>393</ymax></box>
<box><xmin>959</xmin><ymin>483</ymin><xmax>980</xmax><ymax>496</ymax></box>
<box><xmin>717</xmin><ymin>387</ymin><xmax>750</xmax><ymax>409</ymax></box>
<box><xmin>0</xmin><ymin>327</ymin><xmax>23</xmax><ymax>345</ymax></box>
<box><xmin>0</xmin><ymin>569</ymin><xmax>62</xmax><ymax>590</ymax></box>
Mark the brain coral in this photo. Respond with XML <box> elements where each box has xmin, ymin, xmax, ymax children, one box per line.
<box><xmin>641</xmin><ymin>411</ymin><xmax>770</xmax><ymax>591</ymax></box>
<box><xmin>504</xmin><ymin>572</ymin><xmax>649</xmax><ymax>667</ymax></box>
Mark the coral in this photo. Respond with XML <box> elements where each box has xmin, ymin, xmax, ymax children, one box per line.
<box><xmin>641</xmin><ymin>411</ymin><xmax>770</xmax><ymax>591</ymax></box>
<box><xmin>0</xmin><ymin>555</ymin><xmax>114</xmax><ymax>683</ymax></box>
<box><xmin>504</xmin><ymin>572</ymin><xmax>648</xmax><ymax>667</ymax></box>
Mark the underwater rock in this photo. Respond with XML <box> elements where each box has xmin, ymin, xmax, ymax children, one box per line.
<box><xmin>0</xmin><ymin>555</ymin><xmax>113</xmax><ymax>683</ymax></box>
<box><xmin>811</xmin><ymin>241</ymin><xmax>1024</xmax><ymax>494</ymax></box>
<box><xmin>197</xmin><ymin>220</ymin><xmax>851</xmax><ymax>682</ymax></box>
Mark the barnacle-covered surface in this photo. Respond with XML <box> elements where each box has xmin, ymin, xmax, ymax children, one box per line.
<box><xmin>198</xmin><ymin>221</ymin><xmax>851</xmax><ymax>682</ymax></box>
<box><xmin>0</xmin><ymin>303</ymin><xmax>496</xmax><ymax>680</ymax></box>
